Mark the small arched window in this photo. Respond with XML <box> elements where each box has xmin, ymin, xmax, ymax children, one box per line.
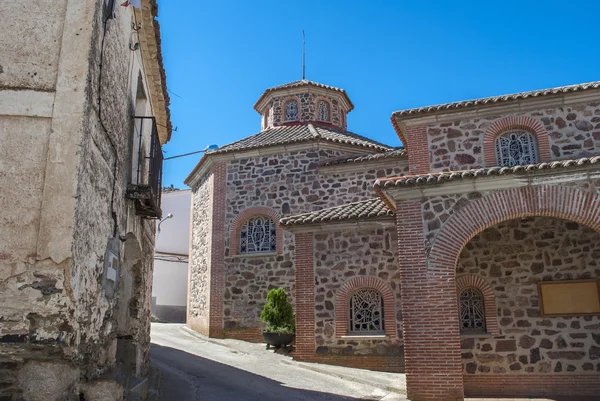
<box><xmin>459</xmin><ymin>288</ymin><xmax>486</xmax><ymax>333</ymax></box>
<box><xmin>495</xmin><ymin>130</ymin><xmax>538</xmax><ymax>167</ymax></box>
<box><xmin>285</xmin><ymin>101</ymin><xmax>299</xmax><ymax>121</ymax></box>
<box><xmin>318</xmin><ymin>101</ymin><xmax>330</xmax><ymax>122</ymax></box>
<box><xmin>349</xmin><ymin>289</ymin><xmax>384</xmax><ymax>334</ymax></box>
<box><xmin>240</xmin><ymin>216</ymin><xmax>277</xmax><ymax>254</ymax></box>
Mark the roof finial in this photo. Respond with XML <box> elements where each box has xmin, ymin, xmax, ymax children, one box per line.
<box><xmin>302</xmin><ymin>30</ymin><xmax>306</xmax><ymax>80</ymax></box>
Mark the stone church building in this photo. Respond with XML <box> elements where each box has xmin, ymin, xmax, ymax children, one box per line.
<box><xmin>186</xmin><ymin>79</ymin><xmax>600</xmax><ymax>400</ymax></box>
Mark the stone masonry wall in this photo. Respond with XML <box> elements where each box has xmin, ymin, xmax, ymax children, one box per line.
<box><xmin>188</xmin><ymin>174</ymin><xmax>213</xmax><ymax>335</ymax></box>
<box><xmin>427</xmin><ymin>102</ymin><xmax>600</xmax><ymax>172</ymax></box>
<box><xmin>457</xmin><ymin>217</ymin><xmax>600</xmax><ymax>374</ymax></box>
<box><xmin>222</xmin><ymin>148</ymin><xmax>400</xmax><ymax>333</ymax></box>
<box><xmin>313</xmin><ymin>227</ymin><xmax>403</xmax><ymax>357</ymax></box>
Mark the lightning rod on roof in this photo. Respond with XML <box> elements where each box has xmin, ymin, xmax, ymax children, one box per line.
<box><xmin>302</xmin><ymin>30</ymin><xmax>306</xmax><ymax>80</ymax></box>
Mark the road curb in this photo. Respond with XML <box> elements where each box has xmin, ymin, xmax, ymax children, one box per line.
<box><xmin>181</xmin><ymin>326</ymin><xmax>405</xmax><ymax>396</ymax></box>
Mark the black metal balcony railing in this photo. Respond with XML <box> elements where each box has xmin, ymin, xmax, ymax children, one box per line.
<box><xmin>126</xmin><ymin>116</ymin><xmax>163</xmax><ymax>219</ymax></box>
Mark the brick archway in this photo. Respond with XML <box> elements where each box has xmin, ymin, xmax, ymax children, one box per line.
<box><xmin>229</xmin><ymin>206</ymin><xmax>283</xmax><ymax>256</ymax></box>
<box><xmin>428</xmin><ymin>185</ymin><xmax>600</xmax><ymax>277</ymax></box>
<box><xmin>483</xmin><ymin>115</ymin><xmax>551</xmax><ymax>167</ymax></box>
<box><xmin>335</xmin><ymin>276</ymin><xmax>396</xmax><ymax>338</ymax></box>
<box><xmin>455</xmin><ymin>275</ymin><xmax>499</xmax><ymax>335</ymax></box>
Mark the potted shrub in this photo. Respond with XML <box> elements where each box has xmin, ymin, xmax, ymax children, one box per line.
<box><xmin>260</xmin><ymin>288</ymin><xmax>295</xmax><ymax>349</ymax></box>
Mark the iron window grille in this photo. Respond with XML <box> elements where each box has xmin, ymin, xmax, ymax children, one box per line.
<box><xmin>285</xmin><ymin>101</ymin><xmax>299</xmax><ymax>121</ymax></box>
<box><xmin>125</xmin><ymin>116</ymin><xmax>163</xmax><ymax>219</ymax></box>
<box><xmin>349</xmin><ymin>289</ymin><xmax>385</xmax><ymax>335</ymax></box>
<box><xmin>318</xmin><ymin>101</ymin><xmax>330</xmax><ymax>122</ymax></box>
<box><xmin>459</xmin><ymin>288</ymin><xmax>486</xmax><ymax>333</ymax></box>
<box><xmin>495</xmin><ymin>130</ymin><xmax>538</xmax><ymax>167</ymax></box>
<box><xmin>240</xmin><ymin>216</ymin><xmax>276</xmax><ymax>254</ymax></box>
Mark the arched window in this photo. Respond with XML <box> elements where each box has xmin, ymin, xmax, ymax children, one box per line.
<box><xmin>349</xmin><ymin>289</ymin><xmax>385</xmax><ymax>334</ymax></box>
<box><xmin>495</xmin><ymin>130</ymin><xmax>538</xmax><ymax>167</ymax></box>
<box><xmin>285</xmin><ymin>101</ymin><xmax>298</xmax><ymax>121</ymax></box>
<box><xmin>318</xmin><ymin>101</ymin><xmax>330</xmax><ymax>122</ymax></box>
<box><xmin>240</xmin><ymin>216</ymin><xmax>276</xmax><ymax>254</ymax></box>
<box><xmin>459</xmin><ymin>288</ymin><xmax>486</xmax><ymax>333</ymax></box>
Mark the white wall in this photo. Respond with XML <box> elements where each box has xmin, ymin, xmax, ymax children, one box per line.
<box><xmin>152</xmin><ymin>190</ymin><xmax>191</xmax><ymax>321</ymax></box>
<box><xmin>156</xmin><ymin>190</ymin><xmax>191</xmax><ymax>255</ymax></box>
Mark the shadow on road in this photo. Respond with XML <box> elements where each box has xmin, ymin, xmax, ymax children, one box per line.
<box><xmin>151</xmin><ymin>343</ymin><xmax>380</xmax><ymax>401</ymax></box>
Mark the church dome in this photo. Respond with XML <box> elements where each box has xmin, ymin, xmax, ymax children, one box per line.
<box><xmin>253</xmin><ymin>79</ymin><xmax>354</xmax><ymax>131</ymax></box>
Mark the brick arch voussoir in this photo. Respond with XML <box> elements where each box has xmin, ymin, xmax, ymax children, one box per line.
<box><xmin>483</xmin><ymin>115</ymin><xmax>551</xmax><ymax>166</ymax></box>
<box><xmin>229</xmin><ymin>206</ymin><xmax>283</xmax><ymax>256</ymax></box>
<box><xmin>335</xmin><ymin>276</ymin><xmax>396</xmax><ymax>338</ymax></box>
<box><xmin>428</xmin><ymin>185</ymin><xmax>600</xmax><ymax>278</ymax></box>
<box><xmin>456</xmin><ymin>274</ymin><xmax>499</xmax><ymax>335</ymax></box>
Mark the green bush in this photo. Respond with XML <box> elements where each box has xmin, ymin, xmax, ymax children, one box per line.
<box><xmin>260</xmin><ymin>288</ymin><xmax>295</xmax><ymax>334</ymax></box>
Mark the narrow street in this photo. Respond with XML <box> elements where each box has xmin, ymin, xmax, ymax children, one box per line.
<box><xmin>150</xmin><ymin>323</ymin><xmax>406</xmax><ymax>401</ymax></box>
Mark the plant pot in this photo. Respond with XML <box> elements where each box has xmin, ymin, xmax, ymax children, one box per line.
<box><xmin>262</xmin><ymin>332</ymin><xmax>295</xmax><ymax>349</ymax></box>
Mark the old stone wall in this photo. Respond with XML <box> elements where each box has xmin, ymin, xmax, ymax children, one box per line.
<box><xmin>312</xmin><ymin>227</ymin><xmax>403</xmax><ymax>357</ymax></box>
<box><xmin>457</xmin><ymin>216</ymin><xmax>600</xmax><ymax>374</ymax></box>
<box><xmin>222</xmin><ymin>148</ymin><xmax>399</xmax><ymax>333</ymax></box>
<box><xmin>0</xmin><ymin>0</ymin><xmax>163</xmax><ymax>399</ymax></box>
<box><xmin>320</xmin><ymin>161</ymin><xmax>409</xmax><ymax>203</ymax></box>
<box><xmin>188</xmin><ymin>174</ymin><xmax>213</xmax><ymax>335</ymax></box>
<box><xmin>426</xmin><ymin>102</ymin><xmax>600</xmax><ymax>172</ymax></box>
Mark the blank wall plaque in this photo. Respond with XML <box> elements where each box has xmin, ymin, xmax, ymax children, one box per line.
<box><xmin>538</xmin><ymin>279</ymin><xmax>600</xmax><ymax>317</ymax></box>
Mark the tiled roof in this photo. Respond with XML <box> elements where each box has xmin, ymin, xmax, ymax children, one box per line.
<box><xmin>254</xmin><ymin>79</ymin><xmax>354</xmax><ymax>111</ymax></box>
<box><xmin>375</xmin><ymin>156</ymin><xmax>600</xmax><ymax>189</ymax></box>
<box><xmin>280</xmin><ymin>198</ymin><xmax>394</xmax><ymax>226</ymax></box>
<box><xmin>393</xmin><ymin>81</ymin><xmax>600</xmax><ymax>118</ymax></box>
<box><xmin>210</xmin><ymin>123</ymin><xmax>393</xmax><ymax>154</ymax></box>
<box><xmin>320</xmin><ymin>148</ymin><xmax>406</xmax><ymax>167</ymax></box>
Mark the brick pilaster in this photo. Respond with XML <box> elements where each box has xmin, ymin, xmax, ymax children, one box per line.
<box><xmin>404</xmin><ymin>125</ymin><xmax>430</xmax><ymax>175</ymax></box>
<box><xmin>208</xmin><ymin>162</ymin><xmax>226</xmax><ymax>338</ymax></box>
<box><xmin>396</xmin><ymin>199</ymin><xmax>464</xmax><ymax>401</ymax></box>
<box><xmin>294</xmin><ymin>232</ymin><xmax>314</xmax><ymax>359</ymax></box>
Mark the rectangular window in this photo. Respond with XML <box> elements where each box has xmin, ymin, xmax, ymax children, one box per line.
<box><xmin>538</xmin><ymin>279</ymin><xmax>600</xmax><ymax>317</ymax></box>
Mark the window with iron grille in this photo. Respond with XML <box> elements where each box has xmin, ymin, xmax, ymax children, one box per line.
<box><xmin>459</xmin><ymin>288</ymin><xmax>486</xmax><ymax>333</ymax></box>
<box><xmin>285</xmin><ymin>101</ymin><xmax>299</xmax><ymax>121</ymax></box>
<box><xmin>349</xmin><ymin>289</ymin><xmax>384</xmax><ymax>334</ymax></box>
<box><xmin>318</xmin><ymin>101</ymin><xmax>330</xmax><ymax>122</ymax></box>
<box><xmin>240</xmin><ymin>216</ymin><xmax>276</xmax><ymax>254</ymax></box>
<box><xmin>495</xmin><ymin>130</ymin><xmax>538</xmax><ymax>167</ymax></box>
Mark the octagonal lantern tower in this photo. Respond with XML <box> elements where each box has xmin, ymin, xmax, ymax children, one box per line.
<box><xmin>253</xmin><ymin>79</ymin><xmax>355</xmax><ymax>131</ymax></box>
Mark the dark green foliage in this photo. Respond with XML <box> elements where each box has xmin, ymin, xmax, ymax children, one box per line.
<box><xmin>260</xmin><ymin>288</ymin><xmax>295</xmax><ymax>334</ymax></box>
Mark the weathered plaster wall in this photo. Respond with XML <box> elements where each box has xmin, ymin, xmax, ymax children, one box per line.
<box><xmin>0</xmin><ymin>0</ymin><xmax>163</xmax><ymax>399</ymax></box>
<box><xmin>313</xmin><ymin>227</ymin><xmax>403</xmax><ymax>356</ymax></box>
<box><xmin>188</xmin><ymin>174</ymin><xmax>213</xmax><ymax>335</ymax></box>
<box><xmin>426</xmin><ymin>102</ymin><xmax>600</xmax><ymax>172</ymax></box>
<box><xmin>0</xmin><ymin>0</ymin><xmax>67</xmax><ymax>90</ymax></box>
<box><xmin>457</xmin><ymin>217</ymin><xmax>600</xmax><ymax>374</ymax></box>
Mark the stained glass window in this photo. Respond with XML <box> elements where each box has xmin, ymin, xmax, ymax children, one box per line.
<box><xmin>495</xmin><ymin>130</ymin><xmax>538</xmax><ymax>167</ymax></box>
<box><xmin>285</xmin><ymin>101</ymin><xmax>298</xmax><ymax>121</ymax></box>
<box><xmin>349</xmin><ymin>289</ymin><xmax>384</xmax><ymax>334</ymax></box>
<box><xmin>459</xmin><ymin>288</ymin><xmax>486</xmax><ymax>333</ymax></box>
<box><xmin>318</xmin><ymin>101</ymin><xmax>330</xmax><ymax>122</ymax></box>
<box><xmin>240</xmin><ymin>216</ymin><xmax>276</xmax><ymax>254</ymax></box>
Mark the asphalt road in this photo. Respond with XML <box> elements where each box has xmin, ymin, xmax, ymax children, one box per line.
<box><xmin>150</xmin><ymin>323</ymin><xmax>404</xmax><ymax>401</ymax></box>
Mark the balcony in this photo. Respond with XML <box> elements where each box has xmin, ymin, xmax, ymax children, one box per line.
<box><xmin>126</xmin><ymin>116</ymin><xmax>163</xmax><ymax>219</ymax></box>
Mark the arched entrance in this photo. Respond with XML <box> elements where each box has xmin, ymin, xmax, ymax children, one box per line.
<box><xmin>400</xmin><ymin>185</ymin><xmax>600</xmax><ymax>400</ymax></box>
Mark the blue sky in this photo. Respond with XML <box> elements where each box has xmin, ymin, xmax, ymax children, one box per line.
<box><xmin>157</xmin><ymin>0</ymin><xmax>600</xmax><ymax>188</ymax></box>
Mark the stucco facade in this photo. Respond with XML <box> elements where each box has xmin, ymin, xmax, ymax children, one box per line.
<box><xmin>0</xmin><ymin>1</ymin><xmax>171</xmax><ymax>400</ymax></box>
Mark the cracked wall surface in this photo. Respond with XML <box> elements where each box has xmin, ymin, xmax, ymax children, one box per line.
<box><xmin>0</xmin><ymin>0</ymin><xmax>166</xmax><ymax>399</ymax></box>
